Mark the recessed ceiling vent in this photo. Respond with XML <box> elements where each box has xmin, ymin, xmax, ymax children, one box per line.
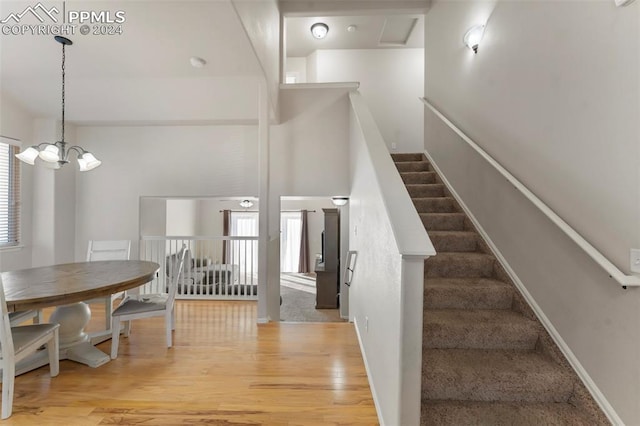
<box><xmin>379</xmin><ymin>16</ymin><xmax>418</xmax><ymax>46</ymax></box>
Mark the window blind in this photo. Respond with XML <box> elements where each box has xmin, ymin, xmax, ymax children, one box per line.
<box><xmin>0</xmin><ymin>138</ymin><xmax>20</xmax><ymax>247</ymax></box>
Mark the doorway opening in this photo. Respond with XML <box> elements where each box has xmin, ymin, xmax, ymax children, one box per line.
<box><xmin>278</xmin><ymin>196</ymin><xmax>347</xmax><ymax>323</ymax></box>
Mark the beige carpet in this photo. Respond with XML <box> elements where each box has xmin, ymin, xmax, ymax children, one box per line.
<box><xmin>280</xmin><ymin>273</ymin><xmax>344</xmax><ymax>323</ymax></box>
<box><xmin>392</xmin><ymin>153</ymin><xmax>608</xmax><ymax>425</ymax></box>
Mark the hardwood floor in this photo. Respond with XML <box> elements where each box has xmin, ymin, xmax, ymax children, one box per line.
<box><xmin>5</xmin><ymin>301</ymin><xmax>378</xmax><ymax>425</ymax></box>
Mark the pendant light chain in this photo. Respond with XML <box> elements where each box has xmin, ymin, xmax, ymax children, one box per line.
<box><xmin>61</xmin><ymin>41</ymin><xmax>65</xmax><ymax>143</ymax></box>
<box><xmin>14</xmin><ymin>36</ymin><xmax>101</xmax><ymax>171</ymax></box>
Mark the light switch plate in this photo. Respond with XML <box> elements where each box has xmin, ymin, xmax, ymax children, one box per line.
<box><xmin>631</xmin><ymin>249</ymin><xmax>640</xmax><ymax>273</ymax></box>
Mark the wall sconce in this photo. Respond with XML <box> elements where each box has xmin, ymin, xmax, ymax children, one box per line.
<box><xmin>311</xmin><ymin>22</ymin><xmax>329</xmax><ymax>39</ymax></box>
<box><xmin>331</xmin><ymin>196</ymin><xmax>348</xmax><ymax>206</ymax></box>
<box><xmin>464</xmin><ymin>24</ymin><xmax>485</xmax><ymax>54</ymax></box>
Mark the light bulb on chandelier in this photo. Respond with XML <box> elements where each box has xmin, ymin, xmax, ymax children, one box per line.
<box><xmin>15</xmin><ymin>36</ymin><xmax>101</xmax><ymax>171</ymax></box>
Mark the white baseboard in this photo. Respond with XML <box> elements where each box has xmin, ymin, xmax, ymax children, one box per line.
<box><xmin>353</xmin><ymin>317</ymin><xmax>385</xmax><ymax>426</ymax></box>
<box><xmin>423</xmin><ymin>150</ymin><xmax>623</xmax><ymax>426</ymax></box>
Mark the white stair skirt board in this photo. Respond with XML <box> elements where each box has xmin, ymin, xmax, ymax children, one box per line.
<box><xmin>423</xmin><ymin>149</ymin><xmax>623</xmax><ymax>426</ymax></box>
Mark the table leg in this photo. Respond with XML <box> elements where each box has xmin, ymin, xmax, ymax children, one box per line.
<box><xmin>49</xmin><ymin>302</ymin><xmax>111</xmax><ymax>368</ymax></box>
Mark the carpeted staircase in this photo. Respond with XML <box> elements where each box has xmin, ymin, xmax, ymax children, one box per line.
<box><xmin>392</xmin><ymin>153</ymin><xmax>609</xmax><ymax>426</ymax></box>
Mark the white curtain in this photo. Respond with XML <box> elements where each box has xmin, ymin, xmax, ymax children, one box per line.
<box><xmin>230</xmin><ymin>212</ymin><xmax>258</xmax><ymax>275</ymax></box>
<box><xmin>280</xmin><ymin>212</ymin><xmax>302</xmax><ymax>273</ymax></box>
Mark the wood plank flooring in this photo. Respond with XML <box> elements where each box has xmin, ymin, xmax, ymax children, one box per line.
<box><xmin>4</xmin><ymin>301</ymin><xmax>378</xmax><ymax>425</ymax></box>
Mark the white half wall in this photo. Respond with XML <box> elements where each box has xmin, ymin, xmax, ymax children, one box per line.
<box><xmin>74</xmin><ymin>125</ymin><xmax>259</xmax><ymax>261</ymax></box>
<box><xmin>425</xmin><ymin>1</ymin><xmax>640</xmax><ymax>423</ymax></box>
<box><xmin>312</xmin><ymin>49</ymin><xmax>424</xmax><ymax>153</ymax></box>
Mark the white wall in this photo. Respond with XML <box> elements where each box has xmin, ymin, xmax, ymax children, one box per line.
<box><xmin>231</xmin><ymin>0</ymin><xmax>281</xmax><ymax>115</ymax></box>
<box><xmin>0</xmin><ymin>94</ymin><xmax>34</xmax><ymax>271</ymax></box>
<box><xmin>306</xmin><ymin>51</ymin><xmax>318</xmax><ymax>83</ymax></box>
<box><xmin>312</xmin><ymin>49</ymin><xmax>424</xmax><ymax>153</ymax></box>
<box><xmin>74</xmin><ymin>125</ymin><xmax>259</xmax><ymax>261</ymax></box>
<box><xmin>284</xmin><ymin>57</ymin><xmax>307</xmax><ymax>83</ymax></box>
<box><xmin>424</xmin><ymin>1</ymin><xmax>640</xmax><ymax>423</ymax></box>
<box><xmin>271</xmin><ymin>87</ymin><xmax>351</xmax><ymax>196</ymax></box>
<box><xmin>166</xmin><ymin>199</ymin><xmax>198</xmax><ymax>236</ymax></box>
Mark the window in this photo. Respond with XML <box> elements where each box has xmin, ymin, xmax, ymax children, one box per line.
<box><xmin>0</xmin><ymin>138</ymin><xmax>20</xmax><ymax>248</ymax></box>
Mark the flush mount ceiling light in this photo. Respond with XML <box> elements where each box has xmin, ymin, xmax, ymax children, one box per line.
<box><xmin>239</xmin><ymin>199</ymin><xmax>254</xmax><ymax>209</ymax></box>
<box><xmin>16</xmin><ymin>36</ymin><xmax>101</xmax><ymax>171</ymax></box>
<box><xmin>463</xmin><ymin>24</ymin><xmax>485</xmax><ymax>54</ymax></box>
<box><xmin>310</xmin><ymin>22</ymin><xmax>329</xmax><ymax>39</ymax></box>
<box><xmin>331</xmin><ymin>196</ymin><xmax>348</xmax><ymax>206</ymax></box>
<box><xmin>190</xmin><ymin>56</ymin><xmax>207</xmax><ymax>68</ymax></box>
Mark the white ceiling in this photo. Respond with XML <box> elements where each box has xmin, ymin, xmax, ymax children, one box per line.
<box><xmin>1</xmin><ymin>1</ymin><xmax>426</xmax><ymax>124</ymax></box>
<box><xmin>0</xmin><ymin>1</ymin><xmax>263</xmax><ymax>124</ymax></box>
<box><xmin>286</xmin><ymin>14</ymin><xmax>424</xmax><ymax>58</ymax></box>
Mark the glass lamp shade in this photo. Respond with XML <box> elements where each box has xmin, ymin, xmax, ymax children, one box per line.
<box><xmin>80</xmin><ymin>152</ymin><xmax>101</xmax><ymax>171</ymax></box>
<box><xmin>239</xmin><ymin>200</ymin><xmax>254</xmax><ymax>209</ymax></box>
<box><xmin>42</xmin><ymin>159</ymin><xmax>61</xmax><ymax>170</ymax></box>
<box><xmin>464</xmin><ymin>25</ymin><xmax>485</xmax><ymax>53</ymax></box>
<box><xmin>39</xmin><ymin>144</ymin><xmax>60</xmax><ymax>162</ymax></box>
<box><xmin>331</xmin><ymin>197</ymin><xmax>348</xmax><ymax>206</ymax></box>
<box><xmin>15</xmin><ymin>146</ymin><xmax>40</xmax><ymax>165</ymax></box>
<box><xmin>311</xmin><ymin>23</ymin><xmax>329</xmax><ymax>39</ymax></box>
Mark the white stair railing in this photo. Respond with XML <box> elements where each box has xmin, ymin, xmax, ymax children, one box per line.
<box><xmin>421</xmin><ymin>97</ymin><xmax>640</xmax><ymax>288</ymax></box>
<box><xmin>140</xmin><ymin>236</ymin><xmax>259</xmax><ymax>299</ymax></box>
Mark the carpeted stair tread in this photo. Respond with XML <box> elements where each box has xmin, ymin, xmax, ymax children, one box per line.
<box><xmin>424</xmin><ymin>309</ymin><xmax>540</xmax><ymax>350</ymax></box>
<box><xmin>401</xmin><ymin>171</ymin><xmax>438</xmax><ymax>184</ymax></box>
<box><xmin>396</xmin><ymin>161</ymin><xmax>432</xmax><ymax>172</ymax></box>
<box><xmin>392</xmin><ymin>153</ymin><xmax>600</xmax><ymax>423</ymax></box>
<box><xmin>425</xmin><ymin>278</ymin><xmax>513</xmax><ymax>310</ymax></box>
<box><xmin>407</xmin><ymin>184</ymin><xmax>446</xmax><ymax>198</ymax></box>
<box><xmin>420</xmin><ymin>213</ymin><xmax>466</xmax><ymax>231</ymax></box>
<box><xmin>425</xmin><ymin>252</ymin><xmax>495</xmax><ymax>278</ymax></box>
<box><xmin>421</xmin><ymin>400</ymin><xmax>595</xmax><ymax>426</ymax></box>
<box><xmin>429</xmin><ymin>231</ymin><xmax>478</xmax><ymax>252</ymax></box>
<box><xmin>423</xmin><ymin>349</ymin><xmax>575</xmax><ymax>402</ymax></box>
<box><xmin>413</xmin><ymin>197</ymin><xmax>457</xmax><ymax>213</ymax></box>
<box><xmin>391</xmin><ymin>153</ymin><xmax>424</xmax><ymax>162</ymax></box>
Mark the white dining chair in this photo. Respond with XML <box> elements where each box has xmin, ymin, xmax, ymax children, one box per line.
<box><xmin>8</xmin><ymin>309</ymin><xmax>43</xmax><ymax>326</ymax></box>
<box><xmin>110</xmin><ymin>247</ymin><xmax>186</xmax><ymax>359</ymax></box>
<box><xmin>85</xmin><ymin>240</ymin><xmax>131</xmax><ymax>341</ymax></box>
<box><xmin>0</xmin><ymin>276</ymin><xmax>60</xmax><ymax>419</ymax></box>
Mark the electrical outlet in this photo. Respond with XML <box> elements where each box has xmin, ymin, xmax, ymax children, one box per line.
<box><xmin>365</xmin><ymin>316</ymin><xmax>369</xmax><ymax>332</ymax></box>
<box><xmin>391</xmin><ymin>142</ymin><xmax>397</xmax><ymax>151</ymax></box>
<box><xmin>631</xmin><ymin>249</ymin><xmax>640</xmax><ymax>273</ymax></box>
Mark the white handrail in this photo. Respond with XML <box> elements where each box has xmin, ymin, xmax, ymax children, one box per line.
<box><xmin>421</xmin><ymin>97</ymin><xmax>640</xmax><ymax>288</ymax></box>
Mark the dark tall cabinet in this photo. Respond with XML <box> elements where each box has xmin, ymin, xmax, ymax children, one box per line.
<box><xmin>315</xmin><ymin>208</ymin><xmax>340</xmax><ymax>309</ymax></box>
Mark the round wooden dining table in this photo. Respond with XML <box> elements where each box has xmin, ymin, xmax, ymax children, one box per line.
<box><xmin>1</xmin><ymin>260</ymin><xmax>159</xmax><ymax>373</ymax></box>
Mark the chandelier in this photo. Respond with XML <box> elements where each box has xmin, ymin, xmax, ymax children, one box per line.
<box><xmin>15</xmin><ymin>36</ymin><xmax>101</xmax><ymax>171</ymax></box>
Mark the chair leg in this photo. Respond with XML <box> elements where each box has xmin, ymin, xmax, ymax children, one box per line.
<box><xmin>166</xmin><ymin>313</ymin><xmax>172</xmax><ymax>348</ymax></box>
<box><xmin>124</xmin><ymin>320</ymin><xmax>132</xmax><ymax>337</ymax></box>
<box><xmin>35</xmin><ymin>310</ymin><xmax>44</xmax><ymax>324</ymax></box>
<box><xmin>48</xmin><ymin>329</ymin><xmax>60</xmax><ymax>377</ymax></box>
<box><xmin>2</xmin><ymin>356</ymin><xmax>15</xmax><ymax>419</ymax></box>
<box><xmin>111</xmin><ymin>317</ymin><xmax>121</xmax><ymax>359</ymax></box>
<box><xmin>104</xmin><ymin>297</ymin><xmax>112</xmax><ymax>330</ymax></box>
